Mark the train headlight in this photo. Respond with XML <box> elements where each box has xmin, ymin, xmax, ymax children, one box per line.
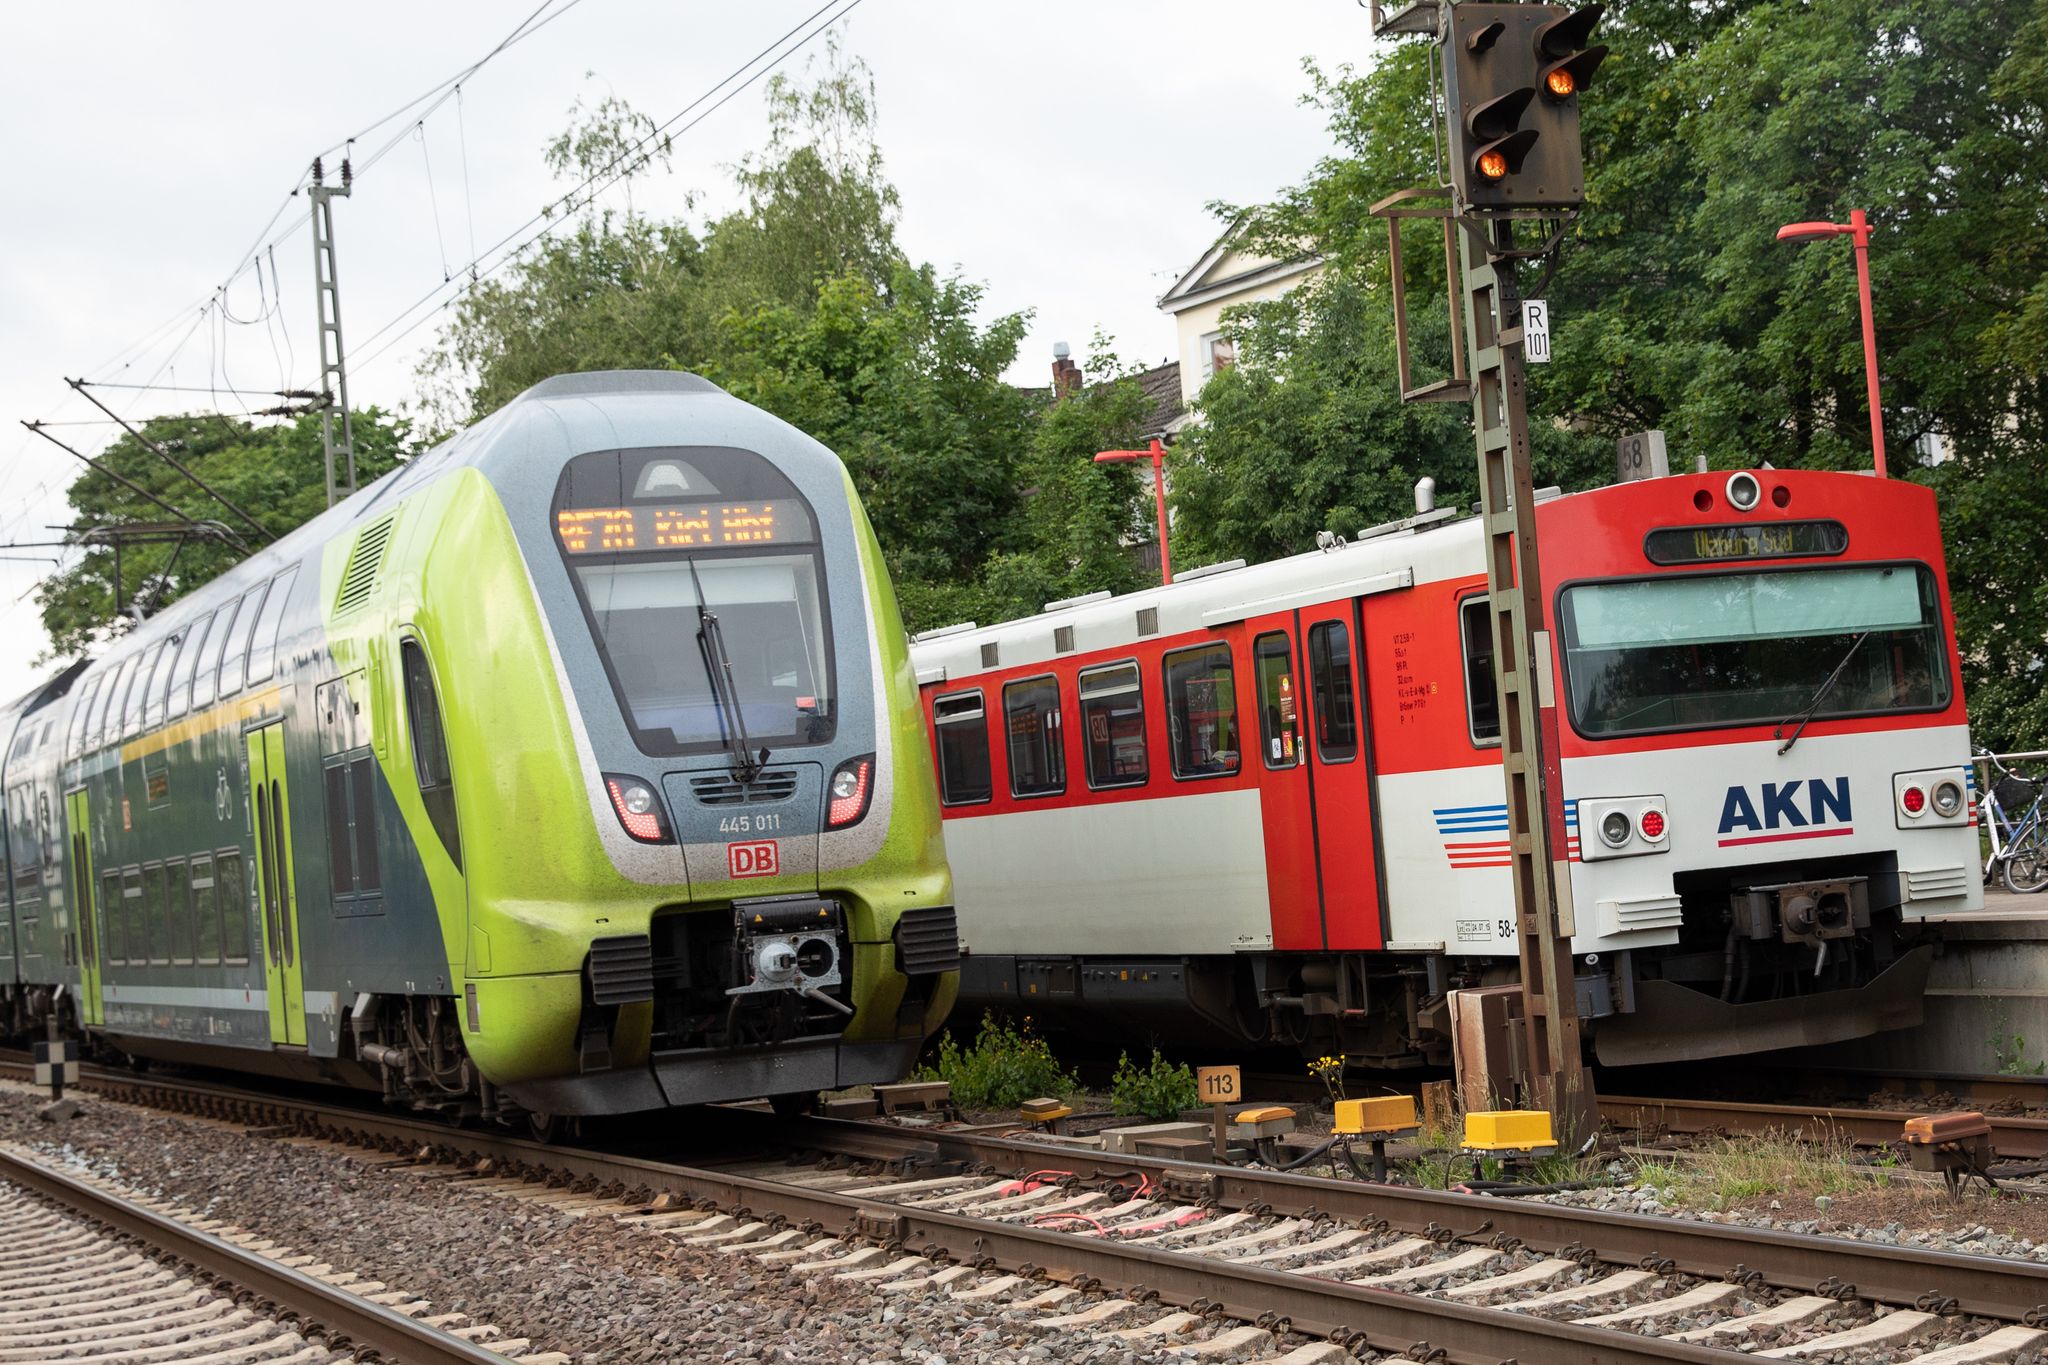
<box><xmin>1930</xmin><ymin>778</ymin><xmax>1965</xmax><ymax>819</ymax></box>
<box><xmin>1726</xmin><ymin>471</ymin><xmax>1762</xmax><ymax>512</ymax></box>
<box><xmin>826</xmin><ymin>754</ymin><xmax>875</xmax><ymax>829</ymax></box>
<box><xmin>604</xmin><ymin>774</ymin><xmax>673</xmax><ymax>844</ymax></box>
<box><xmin>1579</xmin><ymin>794</ymin><xmax>1668</xmax><ymax>860</ymax></box>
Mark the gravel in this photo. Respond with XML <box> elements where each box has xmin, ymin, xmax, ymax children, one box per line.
<box><xmin>0</xmin><ymin>1084</ymin><xmax>1275</xmax><ymax>1365</ymax></box>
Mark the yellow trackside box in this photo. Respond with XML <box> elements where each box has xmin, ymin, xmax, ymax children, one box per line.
<box><xmin>1334</xmin><ymin>1095</ymin><xmax>1420</xmax><ymax>1136</ymax></box>
<box><xmin>1463</xmin><ymin>1110</ymin><xmax>1556</xmax><ymax>1153</ymax></box>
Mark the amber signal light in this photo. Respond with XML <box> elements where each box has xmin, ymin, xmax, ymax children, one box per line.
<box><xmin>1479</xmin><ymin>150</ymin><xmax>1510</xmax><ymax>180</ymax></box>
<box><xmin>1546</xmin><ymin>68</ymin><xmax>1576</xmax><ymax>97</ymax></box>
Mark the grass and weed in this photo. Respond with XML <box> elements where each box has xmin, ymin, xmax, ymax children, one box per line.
<box><xmin>1630</xmin><ymin>1131</ymin><xmax>1866</xmax><ymax>1210</ymax></box>
<box><xmin>917</xmin><ymin>1011</ymin><xmax>1076</xmax><ymax>1110</ymax></box>
<box><xmin>1109</xmin><ymin>1049</ymin><xmax>1200</xmax><ymax>1120</ymax></box>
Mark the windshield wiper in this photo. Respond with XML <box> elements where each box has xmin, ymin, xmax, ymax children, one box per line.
<box><xmin>686</xmin><ymin>558</ymin><xmax>769</xmax><ymax>783</ymax></box>
<box><xmin>1773</xmin><ymin>631</ymin><xmax>1869</xmax><ymax>756</ymax></box>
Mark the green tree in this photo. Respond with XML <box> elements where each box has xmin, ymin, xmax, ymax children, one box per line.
<box><xmin>703</xmin><ymin>265</ymin><xmax>1034</xmax><ymax>625</ymax></box>
<box><xmin>1192</xmin><ymin>0</ymin><xmax>2048</xmax><ymax>743</ymax></box>
<box><xmin>37</xmin><ymin>410</ymin><xmax>412</xmax><ymax>657</ymax></box>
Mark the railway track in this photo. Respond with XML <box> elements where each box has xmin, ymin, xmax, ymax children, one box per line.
<box><xmin>1601</xmin><ymin>1094</ymin><xmax>2048</xmax><ymax>1161</ymax></box>
<box><xmin>0</xmin><ymin>1140</ymin><xmax>539</xmax><ymax>1364</ymax></box>
<box><xmin>14</xmin><ymin>1062</ymin><xmax>2048</xmax><ymax>1364</ymax></box>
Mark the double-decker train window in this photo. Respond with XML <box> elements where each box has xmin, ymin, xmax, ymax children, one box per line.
<box><xmin>166</xmin><ymin>860</ymin><xmax>192</xmax><ymax>965</ymax></box>
<box><xmin>101</xmin><ymin>871</ymin><xmax>123</xmax><ymax>964</ymax></box>
<box><xmin>217</xmin><ymin>851</ymin><xmax>250</xmax><ymax>964</ymax></box>
<box><xmin>245</xmin><ymin>566</ymin><xmax>298</xmax><ymax>686</ymax></box>
<box><xmin>325</xmin><ymin>754</ymin><xmax>383</xmax><ymax>903</ymax></box>
<box><xmin>1459</xmin><ymin>596</ymin><xmax>1502</xmax><ymax>745</ymax></box>
<box><xmin>66</xmin><ymin>675</ymin><xmax>100</xmax><ymax>760</ymax></box>
<box><xmin>1079</xmin><ymin>663</ymin><xmax>1148</xmax><ymax>790</ymax></box>
<box><xmin>141</xmin><ymin>633</ymin><xmax>178</xmax><ymax>731</ymax></box>
<box><xmin>932</xmin><ymin>691</ymin><xmax>992</xmax><ymax>805</ymax></box>
<box><xmin>92</xmin><ymin>656</ymin><xmax>131</xmax><ymax>751</ymax></box>
<box><xmin>191</xmin><ymin>855</ymin><xmax>220</xmax><ymax>964</ymax></box>
<box><xmin>402</xmin><ymin>640</ymin><xmax>463</xmax><ymax>870</ymax></box>
<box><xmin>1254</xmin><ymin>633</ymin><xmax>1301</xmax><ymax>770</ymax></box>
<box><xmin>197</xmin><ymin>595</ymin><xmax>240</xmax><ymax>712</ymax></box>
<box><xmin>143</xmin><ymin>863</ymin><xmax>170</xmax><ymax>964</ymax></box>
<box><xmin>123</xmin><ymin>642</ymin><xmax>164</xmax><ymax>739</ymax></box>
<box><xmin>121</xmin><ymin>869</ymin><xmax>144</xmax><ymax>967</ymax></box>
<box><xmin>1307</xmin><ymin>621</ymin><xmax>1358</xmax><ymax>763</ymax></box>
<box><xmin>173</xmin><ymin>610</ymin><xmax>216</xmax><ymax>719</ymax></box>
<box><xmin>1003</xmin><ymin>677</ymin><xmax>1065</xmax><ymax>798</ymax></box>
<box><xmin>218</xmin><ymin>583</ymin><xmax>269</xmax><ymax>699</ymax></box>
<box><xmin>7</xmin><ymin>783</ymin><xmax>40</xmax><ymax>904</ymax></box>
<box><xmin>1163</xmin><ymin>643</ymin><xmax>1241</xmax><ymax>779</ymax></box>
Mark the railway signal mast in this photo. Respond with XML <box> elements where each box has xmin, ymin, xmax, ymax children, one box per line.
<box><xmin>1370</xmin><ymin>0</ymin><xmax>1607</xmax><ymax>1138</ymax></box>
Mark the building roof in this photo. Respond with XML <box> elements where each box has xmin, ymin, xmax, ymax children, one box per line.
<box><xmin>1134</xmin><ymin>361</ymin><xmax>1183</xmax><ymax>438</ymax></box>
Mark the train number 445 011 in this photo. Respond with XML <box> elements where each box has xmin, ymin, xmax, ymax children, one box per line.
<box><xmin>718</xmin><ymin>813</ymin><xmax>782</xmax><ymax>834</ymax></box>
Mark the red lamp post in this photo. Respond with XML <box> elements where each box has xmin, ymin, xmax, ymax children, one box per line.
<box><xmin>1094</xmin><ymin>437</ymin><xmax>1174</xmax><ymax>584</ymax></box>
<box><xmin>1775</xmin><ymin>208</ymin><xmax>1887</xmax><ymax>478</ymax></box>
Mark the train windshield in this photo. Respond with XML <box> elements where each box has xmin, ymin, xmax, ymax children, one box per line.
<box><xmin>556</xmin><ymin>446</ymin><xmax>836</xmax><ymax>757</ymax></box>
<box><xmin>1558</xmin><ymin>563</ymin><xmax>1951</xmax><ymax>737</ymax></box>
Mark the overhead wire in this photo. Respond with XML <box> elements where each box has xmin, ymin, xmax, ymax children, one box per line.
<box><xmin>351</xmin><ymin>0</ymin><xmax>865</xmax><ymax>375</ymax></box>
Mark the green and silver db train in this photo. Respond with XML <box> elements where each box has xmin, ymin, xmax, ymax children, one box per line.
<box><xmin>0</xmin><ymin>371</ymin><xmax>959</xmax><ymax>1124</ymax></box>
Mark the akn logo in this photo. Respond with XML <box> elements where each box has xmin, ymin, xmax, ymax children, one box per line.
<box><xmin>728</xmin><ymin>839</ymin><xmax>779</xmax><ymax>879</ymax></box>
<box><xmin>1717</xmin><ymin>777</ymin><xmax>1853</xmax><ymax>848</ymax></box>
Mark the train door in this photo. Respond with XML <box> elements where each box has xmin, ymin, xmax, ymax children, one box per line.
<box><xmin>1245</xmin><ymin>612</ymin><xmax>1323</xmax><ymax>950</ymax></box>
<box><xmin>64</xmin><ymin>789</ymin><xmax>102</xmax><ymax>1026</ymax></box>
<box><xmin>246</xmin><ymin>723</ymin><xmax>306</xmax><ymax>1046</ymax></box>
<box><xmin>1299</xmin><ymin>602</ymin><xmax>1385</xmax><ymax>950</ymax></box>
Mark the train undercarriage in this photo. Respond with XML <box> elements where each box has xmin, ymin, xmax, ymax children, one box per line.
<box><xmin>960</xmin><ymin>850</ymin><xmax>1942</xmax><ymax>1069</ymax></box>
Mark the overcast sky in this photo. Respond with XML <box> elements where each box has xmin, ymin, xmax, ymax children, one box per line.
<box><xmin>0</xmin><ymin>0</ymin><xmax>1384</xmax><ymax>702</ymax></box>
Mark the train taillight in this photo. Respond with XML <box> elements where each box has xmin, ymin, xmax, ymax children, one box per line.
<box><xmin>827</xmin><ymin>755</ymin><xmax>875</xmax><ymax>829</ymax></box>
<box><xmin>605</xmin><ymin>775</ymin><xmax>673</xmax><ymax>844</ymax></box>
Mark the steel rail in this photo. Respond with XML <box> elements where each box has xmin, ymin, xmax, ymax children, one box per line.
<box><xmin>778</xmin><ymin>1113</ymin><xmax>2048</xmax><ymax>1323</ymax></box>
<box><xmin>0</xmin><ymin>1145</ymin><xmax>507</xmax><ymax>1365</ymax></box>
<box><xmin>1600</xmin><ymin>1093</ymin><xmax>2048</xmax><ymax>1161</ymax></box>
<box><xmin>24</xmin><ymin>1063</ymin><xmax>2048</xmax><ymax>1331</ymax></box>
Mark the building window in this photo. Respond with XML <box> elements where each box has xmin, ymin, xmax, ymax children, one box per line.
<box><xmin>1308</xmin><ymin>621</ymin><xmax>1358</xmax><ymax>763</ymax></box>
<box><xmin>1003</xmin><ymin>677</ymin><xmax>1066</xmax><ymax>798</ymax></box>
<box><xmin>1461</xmin><ymin>595</ymin><xmax>1501</xmax><ymax>745</ymax></box>
<box><xmin>932</xmin><ymin>691</ymin><xmax>992</xmax><ymax>806</ymax></box>
<box><xmin>1163</xmin><ymin>644</ymin><xmax>1241</xmax><ymax>778</ymax></box>
<box><xmin>1079</xmin><ymin>663</ymin><xmax>1147</xmax><ymax>790</ymax></box>
<box><xmin>1200</xmin><ymin>330</ymin><xmax>1237</xmax><ymax>380</ymax></box>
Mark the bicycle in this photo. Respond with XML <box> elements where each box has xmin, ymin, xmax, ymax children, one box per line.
<box><xmin>1976</xmin><ymin>749</ymin><xmax>2048</xmax><ymax>894</ymax></box>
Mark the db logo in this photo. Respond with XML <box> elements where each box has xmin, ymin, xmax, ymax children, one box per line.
<box><xmin>728</xmin><ymin>840</ymin><xmax>779</xmax><ymax>879</ymax></box>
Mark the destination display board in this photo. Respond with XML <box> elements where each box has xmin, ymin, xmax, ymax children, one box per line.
<box><xmin>554</xmin><ymin>500</ymin><xmax>809</xmax><ymax>554</ymax></box>
<box><xmin>1644</xmin><ymin>519</ymin><xmax>1847</xmax><ymax>566</ymax></box>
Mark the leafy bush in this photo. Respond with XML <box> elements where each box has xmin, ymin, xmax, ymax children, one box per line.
<box><xmin>1109</xmin><ymin>1049</ymin><xmax>1199</xmax><ymax>1120</ymax></box>
<box><xmin>918</xmin><ymin>1012</ymin><xmax>1074</xmax><ymax>1110</ymax></box>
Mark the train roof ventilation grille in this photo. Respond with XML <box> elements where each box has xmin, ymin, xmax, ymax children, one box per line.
<box><xmin>690</xmin><ymin>768</ymin><xmax>799</xmax><ymax>806</ymax></box>
<box><xmin>980</xmin><ymin>642</ymin><xmax>1000</xmax><ymax>669</ymax></box>
<box><xmin>1054</xmin><ymin>625</ymin><xmax>1075</xmax><ymax>653</ymax></box>
<box><xmin>1136</xmin><ymin>607</ymin><xmax>1159</xmax><ymax>636</ymax></box>
<box><xmin>335</xmin><ymin>515</ymin><xmax>396</xmax><ymax>615</ymax></box>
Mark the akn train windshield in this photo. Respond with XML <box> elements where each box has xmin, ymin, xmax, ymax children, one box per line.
<box><xmin>1557</xmin><ymin>563</ymin><xmax>1951</xmax><ymax>737</ymax></box>
<box><xmin>556</xmin><ymin>448</ymin><xmax>836</xmax><ymax>758</ymax></box>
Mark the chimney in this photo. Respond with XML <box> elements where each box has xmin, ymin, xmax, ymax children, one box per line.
<box><xmin>1051</xmin><ymin>341</ymin><xmax>1082</xmax><ymax>399</ymax></box>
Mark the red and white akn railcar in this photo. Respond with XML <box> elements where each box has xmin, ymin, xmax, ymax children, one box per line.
<box><xmin>911</xmin><ymin>468</ymin><xmax>1979</xmax><ymax>1066</ymax></box>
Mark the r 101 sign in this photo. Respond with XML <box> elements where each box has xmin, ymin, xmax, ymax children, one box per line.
<box><xmin>1616</xmin><ymin>429</ymin><xmax>1669</xmax><ymax>483</ymax></box>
